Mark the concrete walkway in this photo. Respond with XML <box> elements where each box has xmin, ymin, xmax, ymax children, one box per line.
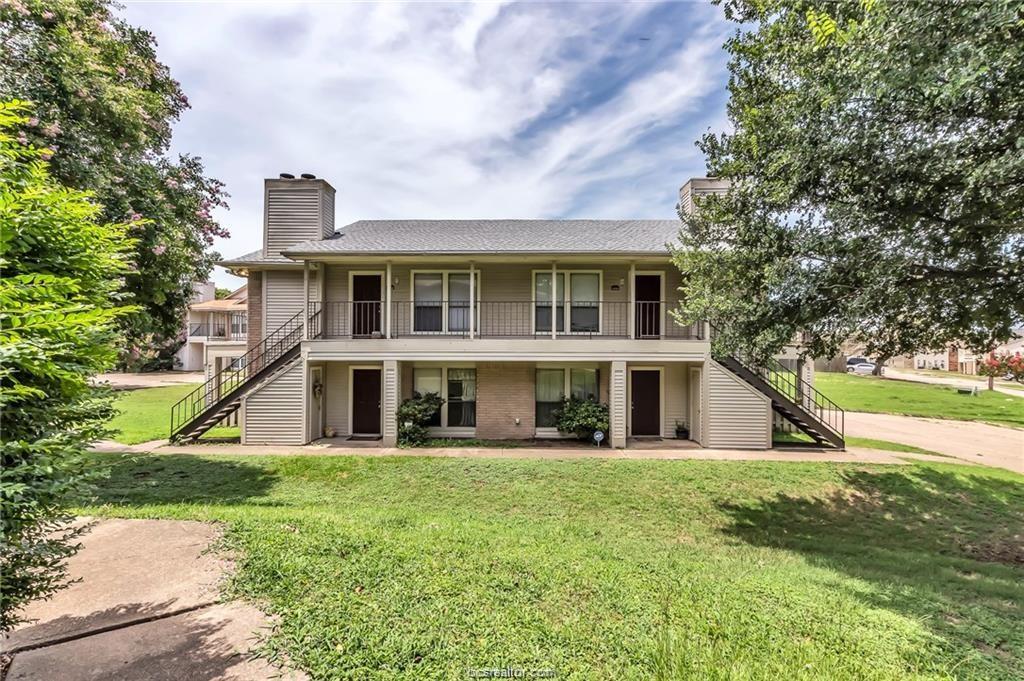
<box><xmin>846</xmin><ymin>411</ymin><xmax>1023</xmax><ymax>474</ymax></box>
<box><xmin>3</xmin><ymin>519</ymin><xmax>305</xmax><ymax>681</ymax></box>
<box><xmin>93</xmin><ymin>438</ymin><xmax>960</xmax><ymax>467</ymax></box>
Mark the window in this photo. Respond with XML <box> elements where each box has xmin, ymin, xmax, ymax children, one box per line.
<box><xmin>413</xmin><ymin>367</ymin><xmax>476</xmax><ymax>428</ymax></box>
<box><xmin>535</xmin><ymin>368</ymin><xmax>564</xmax><ymax>428</ymax></box>
<box><xmin>536</xmin><ymin>367</ymin><xmax>600</xmax><ymax>429</ymax></box>
<box><xmin>413</xmin><ymin>367</ymin><xmax>442</xmax><ymax>426</ymax></box>
<box><xmin>446</xmin><ymin>368</ymin><xmax>476</xmax><ymax>427</ymax></box>
<box><xmin>534</xmin><ymin>271</ymin><xmax>601</xmax><ymax>334</ymax></box>
<box><xmin>413</xmin><ymin>272</ymin><xmax>480</xmax><ymax>333</ymax></box>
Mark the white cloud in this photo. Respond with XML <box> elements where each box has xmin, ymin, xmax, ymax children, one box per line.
<box><xmin>119</xmin><ymin>1</ymin><xmax>729</xmax><ymax>286</ymax></box>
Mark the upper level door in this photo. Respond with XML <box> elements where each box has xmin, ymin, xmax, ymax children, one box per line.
<box><xmin>635</xmin><ymin>274</ymin><xmax>661</xmax><ymax>338</ymax></box>
<box><xmin>352</xmin><ymin>274</ymin><xmax>382</xmax><ymax>337</ymax></box>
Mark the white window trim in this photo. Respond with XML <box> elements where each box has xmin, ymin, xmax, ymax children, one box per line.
<box><xmin>412</xmin><ymin>364</ymin><xmax>478</xmax><ymax>435</ymax></box>
<box><xmin>531</xmin><ymin>270</ymin><xmax>604</xmax><ymax>336</ymax></box>
<box><xmin>534</xmin><ymin>364</ymin><xmax>601</xmax><ymax>438</ymax></box>
<box><xmin>410</xmin><ymin>270</ymin><xmax>481</xmax><ymax>335</ymax></box>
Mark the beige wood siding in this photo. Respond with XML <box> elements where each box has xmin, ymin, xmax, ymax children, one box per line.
<box><xmin>663</xmin><ymin>362</ymin><xmax>688</xmax><ymax>437</ymax></box>
<box><xmin>265</xmin><ymin>185</ymin><xmax>322</xmax><ymax>257</ymax></box>
<box><xmin>705</xmin><ymin>360</ymin><xmax>771</xmax><ymax>449</ymax></box>
<box><xmin>242</xmin><ymin>360</ymin><xmax>304</xmax><ymax>445</ymax></box>
<box><xmin>324</xmin><ymin>362</ymin><xmax>350</xmax><ymax>436</ymax></box>
<box><xmin>264</xmin><ymin>270</ymin><xmax>305</xmax><ymax>332</ymax></box>
<box><xmin>320</xmin><ymin>186</ymin><xmax>335</xmax><ymax>239</ymax></box>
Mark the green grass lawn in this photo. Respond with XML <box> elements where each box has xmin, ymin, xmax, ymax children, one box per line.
<box><xmin>816</xmin><ymin>372</ymin><xmax>1024</xmax><ymax>428</ymax></box>
<box><xmin>773</xmin><ymin>431</ymin><xmax>949</xmax><ymax>457</ymax></box>
<box><xmin>107</xmin><ymin>384</ymin><xmax>240</xmax><ymax>444</ymax></box>
<box><xmin>80</xmin><ymin>454</ymin><xmax>1024</xmax><ymax>679</ymax></box>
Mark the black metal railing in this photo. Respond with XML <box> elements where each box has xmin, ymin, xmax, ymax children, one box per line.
<box><xmin>708</xmin><ymin>323</ymin><xmax>844</xmax><ymax>441</ymax></box>
<box><xmin>170</xmin><ymin>309</ymin><xmax>316</xmax><ymax>439</ymax></box>
<box><xmin>310</xmin><ymin>301</ymin><xmax>703</xmax><ymax>340</ymax></box>
<box><xmin>734</xmin><ymin>352</ymin><xmax>844</xmax><ymax>440</ymax></box>
<box><xmin>188</xmin><ymin>314</ymin><xmax>248</xmax><ymax>341</ymax></box>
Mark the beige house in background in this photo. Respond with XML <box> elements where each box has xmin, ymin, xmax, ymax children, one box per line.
<box><xmin>168</xmin><ymin>175</ymin><xmax>844</xmax><ymax>451</ymax></box>
<box><xmin>175</xmin><ymin>282</ymin><xmax>248</xmax><ymax>378</ymax></box>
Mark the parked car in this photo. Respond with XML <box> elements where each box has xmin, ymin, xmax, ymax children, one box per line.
<box><xmin>850</xmin><ymin>362</ymin><xmax>878</xmax><ymax>375</ymax></box>
<box><xmin>846</xmin><ymin>356</ymin><xmax>870</xmax><ymax>369</ymax></box>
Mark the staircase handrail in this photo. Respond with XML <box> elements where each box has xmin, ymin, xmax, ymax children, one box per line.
<box><xmin>709</xmin><ymin>325</ymin><xmax>844</xmax><ymax>440</ymax></box>
<box><xmin>169</xmin><ymin>309</ymin><xmax>318</xmax><ymax>440</ymax></box>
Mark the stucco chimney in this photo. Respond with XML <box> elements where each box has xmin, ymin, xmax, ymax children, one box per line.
<box><xmin>262</xmin><ymin>175</ymin><xmax>335</xmax><ymax>258</ymax></box>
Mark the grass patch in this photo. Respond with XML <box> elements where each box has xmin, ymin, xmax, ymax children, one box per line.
<box><xmin>80</xmin><ymin>454</ymin><xmax>1024</xmax><ymax>679</ymax></box>
<box><xmin>773</xmin><ymin>431</ymin><xmax>949</xmax><ymax>458</ymax></box>
<box><xmin>107</xmin><ymin>384</ymin><xmax>239</xmax><ymax>444</ymax></box>
<box><xmin>414</xmin><ymin>438</ymin><xmax>523</xmax><ymax>448</ymax></box>
<box><xmin>816</xmin><ymin>373</ymin><xmax>1024</xmax><ymax>428</ymax></box>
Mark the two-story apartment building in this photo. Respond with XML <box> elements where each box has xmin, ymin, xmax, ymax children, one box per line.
<box><xmin>174</xmin><ymin>282</ymin><xmax>249</xmax><ymax>376</ymax></box>
<box><xmin>169</xmin><ymin>175</ymin><xmax>844</xmax><ymax>450</ymax></box>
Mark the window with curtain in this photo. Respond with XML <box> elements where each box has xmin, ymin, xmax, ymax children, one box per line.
<box><xmin>569</xmin><ymin>273</ymin><xmax>599</xmax><ymax>332</ymax></box>
<box><xmin>535</xmin><ymin>368</ymin><xmax>565</xmax><ymax>427</ymax></box>
<box><xmin>446</xmin><ymin>368</ymin><xmax>476</xmax><ymax>427</ymax></box>
<box><xmin>413</xmin><ymin>367</ymin><xmax>442</xmax><ymax>426</ymax></box>
<box><xmin>448</xmin><ymin>274</ymin><xmax>471</xmax><ymax>332</ymax></box>
<box><xmin>570</xmin><ymin>368</ymin><xmax>599</xmax><ymax>401</ymax></box>
<box><xmin>414</xmin><ymin>273</ymin><xmax>443</xmax><ymax>332</ymax></box>
<box><xmin>534</xmin><ymin>273</ymin><xmax>565</xmax><ymax>333</ymax></box>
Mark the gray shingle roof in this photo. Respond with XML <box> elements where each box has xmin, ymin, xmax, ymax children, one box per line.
<box><xmin>219</xmin><ymin>249</ymin><xmax>297</xmax><ymax>267</ymax></box>
<box><xmin>283</xmin><ymin>219</ymin><xmax>682</xmax><ymax>256</ymax></box>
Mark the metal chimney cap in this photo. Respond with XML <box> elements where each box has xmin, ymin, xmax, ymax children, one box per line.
<box><xmin>300</xmin><ymin>173</ymin><xmax>316</xmax><ymax>180</ymax></box>
<box><xmin>279</xmin><ymin>173</ymin><xmax>295</xmax><ymax>179</ymax></box>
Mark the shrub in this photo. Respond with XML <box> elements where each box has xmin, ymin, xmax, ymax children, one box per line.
<box><xmin>397</xmin><ymin>392</ymin><xmax>445</xmax><ymax>446</ymax></box>
<box><xmin>555</xmin><ymin>397</ymin><xmax>610</xmax><ymax>442</ymax></box>
<box><xmin>0</xmin><ymin>100</ymin><xmax>134</xmax><ymax>630</ymax></box>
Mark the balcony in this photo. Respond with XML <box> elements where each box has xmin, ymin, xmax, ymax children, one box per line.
<box><xmin>308</xmin><ymin>301</ymin><xmax>703</xmax><ymax>340</ymax></box>
<box><xmin>189</xmin><ymin>314</ymin><xmax>248</xmax><ymax>341</ymax></box>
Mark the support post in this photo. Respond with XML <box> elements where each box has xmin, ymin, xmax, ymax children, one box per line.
<box><xmin>469</xmin><ymin>262</ymin><xmax>476</xmax><ymax>339</ymax></box>
<box><xmin>385</xmin><ymin>261</ymin><xmax>392</xmax><ymax>339</ymax></box>
<box><xmin>551</xmin><ymin>261</ymin><xmax>557</xmax><ymax>340</ymax></box>
<box><xmin>303</xmin><ymin>260</ymin><xmax>310</xmax><ymax>339</ymax></box>
<box><xmin>610</xmin><ymin>360</ymin><xmax>627</xmax><ymax>448</ymax></box>
<box><xmin>628</xmin><ymin>262</ymin><xmax>636</xmax><ymax>339</ymax></box>
<box><xmin>382</xmin><ymin>359</ymin><xmax>399</xmax><ymax>447</ymax></box>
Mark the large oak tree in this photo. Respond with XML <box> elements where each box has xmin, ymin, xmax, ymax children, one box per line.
<box><xmin>674</xmin><ymin>0</ymin><xmax>1023</xmax><ymax>367</ymax></box>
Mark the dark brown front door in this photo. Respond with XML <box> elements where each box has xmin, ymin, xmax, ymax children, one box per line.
<box><xmin>635</xmin><ymin>275</ymin><xmax>661</xmax><ymax>338</ymax></box>
<box><xmin>352</xmin><ymin>275</ymin><xmax>382</xmax><ymax>337</ymax></box>
<box><xmin>352</xmin><ymin>369</ymin><xmax>381</xmax><ymax>435</ymax></box>
<box><xmin>630</xmin><ymin>370</ymin><xmax>660</xmax><ymax>436</ymax></box>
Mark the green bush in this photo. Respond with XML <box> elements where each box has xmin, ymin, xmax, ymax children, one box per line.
<box><xmin>397</xmin><ymin>392</ymin><xmax>445</xmax><ymax>447</ymax></box>
<box><xmin>0</xmin><ymin>100</ymin><xmax>134</xmax><ymax>630</ymax></box>
<box><xmin>555</xmin><ymin>397</ymin><xmax>610</xmax><ymax>442</ymax></box>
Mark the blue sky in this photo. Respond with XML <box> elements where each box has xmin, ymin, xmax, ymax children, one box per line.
<box><xmin>120</xmin><ymin>1</ymin><xmax>733</xmax><ymax>286</ymax></box>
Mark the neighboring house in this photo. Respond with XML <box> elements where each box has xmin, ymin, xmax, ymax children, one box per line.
<box><xmin>168</xmin><ymin>175</ymin><xmax>844</xmax><ymax>450</ymax></box>
<box><xmin>174</xmin><ymin>283</ymin><xmax>248</xmax><ymax>377</ymax></box>
<box><xmin>909</xmin><ymin>331</ymin><xmax>1023</xmax><ymax>374</ymax></box>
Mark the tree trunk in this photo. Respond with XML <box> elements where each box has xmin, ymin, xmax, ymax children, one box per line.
<box><xmin>872</xmin><ymin>355</ymin><xmax>889</xmax><ymax>376</ymax></box>
<box><xmin>988</xmin><ymin>374</ymin><xmax>994</xmax><ymax>391</ymax></box>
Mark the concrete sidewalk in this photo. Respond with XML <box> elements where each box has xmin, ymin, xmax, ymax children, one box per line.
<box><xmin>94</xmin><ymin>438</ymin><xmax>958</xmax><ymax>467</ymax></box>
<box><xmin>2</xmin><ymin>519</ymin><xmax>305</xmax><ymax>681</ymax></box>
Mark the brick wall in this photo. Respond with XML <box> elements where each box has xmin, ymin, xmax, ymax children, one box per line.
<box><xmin>476</xmin><ymin>362</ymin><xmax>535</xmax><ymax>439</ymax></box>
<box><xmin>247</xmin><ymin>271</ymin><xmax>262</xmax><ymax>350</ymax></box>
<box><xmin>947</xmin><ymin>346</ymin><xmax>959</xmax><ymax>373</ymax></box>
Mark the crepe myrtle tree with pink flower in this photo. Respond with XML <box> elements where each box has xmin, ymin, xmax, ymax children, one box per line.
<box><xmin>978</xmin><ymin>352</ymin><xmax>1024</xmax><ymax>390</ymax></box>
<box><xmin>1</xmin><ymin>0</ymin><xmax>229</xmax><ymax>369</ymax></box>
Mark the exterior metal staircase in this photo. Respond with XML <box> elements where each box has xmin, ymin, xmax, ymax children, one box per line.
<box><xmin>713</xmin><ymin>344</ymin><xmax>845</xmax><ymax>449</ymax></box>
<box><xmin>169</xmin><ymin>309</ymin><xmax>320</xmax><ymax>443</ymax></box>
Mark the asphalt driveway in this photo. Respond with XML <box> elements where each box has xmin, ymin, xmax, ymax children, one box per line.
<box><xmin>846</xmin><ymin>411</ymin><xmax>1023</xmax><ymax>473</ymax></box>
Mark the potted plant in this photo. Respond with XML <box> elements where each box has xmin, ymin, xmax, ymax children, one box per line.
<box><xmin>674</xmin><ymin>420</ymin><xmax>689</xmax><ymax>440</ymax></box>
